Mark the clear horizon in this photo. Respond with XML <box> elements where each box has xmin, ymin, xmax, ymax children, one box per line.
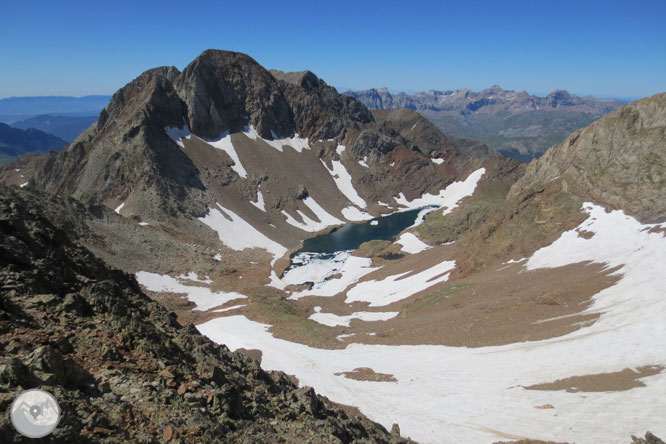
<box><xmin>1</xmin><ymin>0</ymin><xmax>664</xmax><ymax>101</ymax></box>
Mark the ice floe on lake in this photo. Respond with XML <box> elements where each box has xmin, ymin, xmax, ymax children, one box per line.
<box><xmin>269</xmin><ymin>251</ymin><xmax>379</xmax><ymax>299</ymax></box>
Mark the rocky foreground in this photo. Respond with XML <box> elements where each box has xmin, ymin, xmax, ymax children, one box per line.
<box><xmin>0</xmin><ymin>185</ymin><xmax>411</xmax><ymax>443</ymax></box>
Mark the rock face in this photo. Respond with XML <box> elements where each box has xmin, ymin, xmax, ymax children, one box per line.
<box><xmin>271</xmin><ymin>69</ymin><xmax>374</xmax><ymax>140</ymax></box>
<box><xmin>631</xmin><ymin>432</ymin><xmax>666</xmax><ymax>444</ymax></box>
<box><xmin>175</xmin><ymin>51</ymin><xmax>294</xmax><ymax>140</ymax></box>
<box><xmin>344</xmin><ymin>86</ymin><xmax>625</xmax><ymax>160</ymax></box>
<box><xmin>509</xmin><ymin>92</ymin><xmax>666</xmax><ymax>223</ymax></box>
<box><xmin>0</xmin><ymin>185</ymin><xmax>413</xmax><ymax>444</ymax></box>
<box><xmin>0</xmin><ymin>122</ymin><xmax>67</xmax><ymax>160</ymax></box>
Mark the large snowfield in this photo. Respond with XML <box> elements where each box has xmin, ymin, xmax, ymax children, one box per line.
<box><xmin>196</xmin><ymin>203</ymin><xmax>666</xmax><ymax>444</ymax></box>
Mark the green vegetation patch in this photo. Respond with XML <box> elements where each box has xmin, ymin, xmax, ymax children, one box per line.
<box><xmin>403</xmin><ymin>282</ymin><xmax>477</xmax><ymax>315</ymax></box>
<box><xmin>248</xmin><ymin>294</ymin><xmax>328</xmax><ymax>343</ymax></box>
<box><xmin>355</xmin><ymin>239</ymin><xmax>403</xmax><ymax>259</ymax></box>
<box><xmin>416</xmin><ymin>185</ymin><xmax>508</xmax><ymax>245</ymax></box>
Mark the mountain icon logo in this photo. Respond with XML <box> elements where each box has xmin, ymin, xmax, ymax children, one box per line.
<box><xmin>10</xmin><ymin>389</ymin><xmax>61</xmax><ymax>438</ymax></box>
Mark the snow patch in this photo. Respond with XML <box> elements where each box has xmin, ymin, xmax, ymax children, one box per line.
<box><xmin>395</xmin><ymin>233</ymin><xmax>431</xmax><ymax>254</ymax></box>
<box><xmin>336</xmin><ymin>144</ymin><xmax>346</xmax><ymax>155</ymax></box>
<box><xmin>251</xmin><ymin>190</ymin><xmax>266</xmax><ymax>211</ymax></box>
<box><xmin>394</xmin><ymin>168</ymin><xmax>485</xmax><ymax>216</ymax></box>
<box><xmin>198</xmin><ymin>203</ymin><xmax>287</xmax><ymax>259</ymax></box>
<box><xmin>504</xmin><ymin>258</ymin><xmax>527</xmax><ymax>264</ymax></box>
<box><xmin>114</xmin><ymin>202</ymin><xmax>125</xmax><ymax>214</ymax></box>
<box><xmin>341</xmin><ymin>206</ymin><xmax>373</xmax><ymax>221</ymax></box>
<box><xmin>336</xmin><ymin>333</ymin><xmax>356</xmax><ymax>342</ymax></box>
<box><xmin>213</xmin><ymin>304</ymin><xmax>246</xmax><ymax>313</ymax></box>
<box><xmin>282</xmin><ymin>197</ymin><xmax>344</xmax><ymax>232</ymax></box>
<box><xmin>165</xmin><ymin>124</ymin><xmax>191</xmax><ymax>148</ymax></box>
<box><xmin>243</xmin><ymin>125</ymin><xmax>311</xmax><ymax>152</ymax></box>
<box><xmin>309</xmin><ymin>306</ymin><xmax>399</xmax><ymax>327</ymax></box>
<box><xmin>177</xmin><ymin>272</ymin><xmax>212</xmax><ymax>284</ymax></box>
<box><xmin>19</xmin><ymin>182</ymin><xmax>29</xmax><ymax>188</ymax></box>
<box><xmin>207</xmin><ymin>131</ymin><xmax>247</xmax><ymax>178</ymax></box>
<box><xmin>322</xmin><ymin>160</ymin><xmax>367</xmax><ymax>208</ymax></box>
<box><xmin>136</xmin><ymin>272</ymin><xmax>245</xmax><ymax>312</ymax></box>
<box><xmin>408</xmin><ymin>206</ymin><xmax>437</xmax><ymax>228</ymax></box>
<box><xmin>431</xmin><ymin>158</ymin><xmax>444</xmax><ymax>165</ymax></box>
<box><xmin>345</xmin><ymin>260</ymin><xmax>455</xmax><ymax>307</ymax></box>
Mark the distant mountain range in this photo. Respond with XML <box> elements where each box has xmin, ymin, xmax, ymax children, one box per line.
<box><xmin>344</xmin><ymin>86</ymin><xmax>625</xmax><ymax>161</ymax></box>
<box><xmin>11</xmin><ymin>114</ymin><xmax>98</xmax><ymax>142</ymax></box>
<box><xmin>0</xmin><ymin>122</ymin><xmax>67</xmax><ymax>164</ymax></box>
<box><xmin>0</xmin><ymin>95</ymin><xmax>110</xmax><ymax>123</ymax></box>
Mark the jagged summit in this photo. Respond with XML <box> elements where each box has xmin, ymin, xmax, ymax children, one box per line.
<box><xmin>176</xmin><ymin>49</ymin><xmax>294</xmax><ymax>139</ymax></box>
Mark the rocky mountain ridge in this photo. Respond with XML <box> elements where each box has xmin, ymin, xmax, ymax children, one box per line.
<box><xmin>508</xmin><ymin>92</ymin><xmax>666</xmax><ymax>223</ymax></box>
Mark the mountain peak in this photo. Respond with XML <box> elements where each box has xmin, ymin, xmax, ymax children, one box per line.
<box><xmin>176</xmin><ymin>49</ymin><xmax>293</xmax><ymax>139</ymax></box>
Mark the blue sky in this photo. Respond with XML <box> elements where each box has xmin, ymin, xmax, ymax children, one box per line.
<box><xmin>1</xmin><ymin>0</ymin><xmax>664</xmax><ymax>100</ymax></box>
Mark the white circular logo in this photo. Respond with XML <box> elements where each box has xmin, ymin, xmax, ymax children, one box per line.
<box><xmin>10</xmin><ymin>389</ymin><xmax>61</xmax><ymax>438</ymax></box>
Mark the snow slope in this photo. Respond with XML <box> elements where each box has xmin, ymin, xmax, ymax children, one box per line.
<box><xmin>282</xmin><ymin>196</ymin><xmax>344</xmax><ymax>232</ymax></box>
<box><xmin>206</xmin><ymin>131</ymin><xmax>247</xmax><ymax>178</ymax></box>
<box><xmin>309</xmin><ymin>306</ymin><xmax>399</xmax><ymax>327</ymax></box>
<box><xmin>345</xmin><ymin>260</ymin><xmax>455</xmax><ymax>307</ymax></box>
<box><xmin>322</xmin><ymin>159</ymin><xmax>367</xmax><ymax>208</ymax></box>
<box><xmin>198</xmin><ymin>203</ymin><xmax>666</xmax><ymax>444</ymax></box>
<box><xmin>394</xmin><ymin>167</ymin><xmax>485</xmax><ymax>216</ymax></box>
<box><xmin>394</xmin><ymin>232</ymin><xmax>431</xmax><ymax>254</ymax></box>
<box><xmin>198</xmin><ymin>203</ymin><xmax>287</xmax><ymax>259</ymax></box>
<box><xmin>136</xmin><ymin>272</ymin><xmax>246</xmax><ymax>311</ymax></box>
